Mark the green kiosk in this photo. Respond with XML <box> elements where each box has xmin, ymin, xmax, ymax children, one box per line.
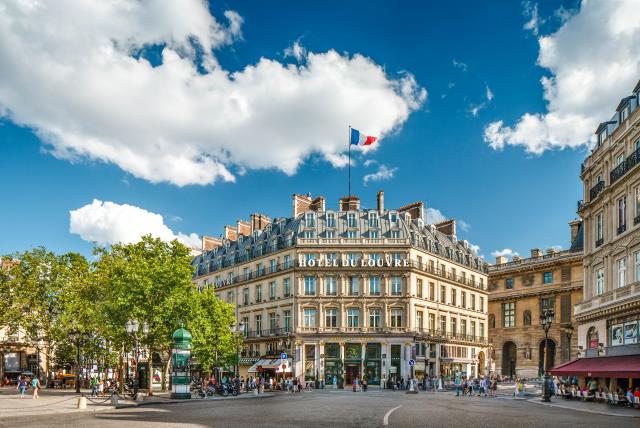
<box><xmin>171</xmin><ymin>325</ymin><xmax>192</xmax><ymax>399</ymax></box>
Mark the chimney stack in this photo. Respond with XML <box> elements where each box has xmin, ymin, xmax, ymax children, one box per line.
<box><xmin>250</xmin><ymin>213</ymin><xmax>271</xmax><ymax>232</ymax></box>
<box><xmin>569</xmin><ymin>219</ymin><xmax>582</xmax><ymax>244</ymax></box>
<box><xmin>495</xmin><ymin>255</ymin><xmax>508</xmax><ymax>265</ymax></box>
<box><xmin>237</xmin><ymin>220</ymin><xmax>251</xmax><ymax>237</ymax></box>
<box><xmin>339</xmin><ymin>195</ymin><xmax>361</xmax><ymax>211</ymax></box>
<box><xmin>224</xmin><ymin>225</ymin><xmax>238</xmax><ymax>241</ymax></box>
<box><xmin>398</xmin><ymin>201</ymin><xmax>424</xmax><ymax>221</ymax></box>
<box><xmin>292</xmin><ymin>193</ymin><xmax>313</xmax><ymax>217</ymax></box>
<box><xmin>201</xmin><ymin>236</ymin><xmax>222</xmax><ymax>251</ymax></box>
<box><xmin>434</xmin><ymin>219</ymin><xmax>456</xmax><ymax>236</ymax></box>
<box><xmin>310</xmin><ymin>196</ymin><xmax>326</xmax><ymax>212</ymax></box>
<box><xmin>531</xmin><ymin>248</ymin><xmax>543</xmax><ymax>258</ymax></box>
<box><xmin>377</xmin><ymin>190</ymin><xmax>385</xmax><ymax>213</ymax></box>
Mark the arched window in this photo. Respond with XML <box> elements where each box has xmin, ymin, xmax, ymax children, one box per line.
<box><xmin>587</xmin><ymin>327</ymin><xmax>599</xmax><ymax>349</ymax></box>
<box><xmin>523</xmin><ymin>310</ymin><xmax>532</xmax><ymax>326</ymax></box>
<box><xmin>489</xmin><ymin>314</ymin><xmax>495</xmax><ymax>329</ymax></box>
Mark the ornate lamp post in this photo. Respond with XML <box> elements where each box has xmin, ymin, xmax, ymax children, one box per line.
<box><xmin>230</xmin><ymin>320</ymin><xmax>245</xmax><ymax>394</ymax></box>
<box><xmin>69</xmin><ymin>330</ymin><xmax>89</xmax><ymax>394</ymax></box>
<box><xmin>562</xmin><ymin>325</ymin><xmax>574</xmax><ymax>361</ymax></box>
<box><xmin>125</xmin><ymin>319</ymin><xmax>149</xmax><ymax>397</ymax></box>
<box><xmin>540</xmin><ymin>309</ymin><xmax>554</xmax><ymax>402</ymax></box>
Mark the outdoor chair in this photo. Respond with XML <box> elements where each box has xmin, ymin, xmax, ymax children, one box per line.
<box><xmin>583</xmin><ymin>391</ymin><xmax>594</xmax><ymax>401</ymax></box>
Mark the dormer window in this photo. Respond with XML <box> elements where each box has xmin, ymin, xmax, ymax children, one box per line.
<box><xmin>390</xmin><ymin>212</ymin><xmax>398</xmax><ymax>225</ymax></box>
<box><xmin>253</xmin><ymin>230</ymin><xmax>260</xmax><ymax>240</ymax></box>
<box><xmin>347</xmin><ymin>212</ymin><xmax>357</xmax><ymax>228</ymax></box>
<box><xmin>305</xmin><ymin>212</ymin><xmax>315</xmax><ymax>227</ymax></box>
<box><xmin>390</xmin><ymin>230</ymin><xmax>400</xmax><ymax>238</ymax></box>
<box><xmin>326</xmin><ymin>212</ymin><xmax>336</xmax><ymax>228</ymax></box>
<box><xmin>303</xmin><ymin>230</ymin><xmax>314</xmax><ymax>239</ymax></box>
<box><xmin>621</xmin><ymin>105</ymin><xmax>630</xmax><ymax>122</ymax></box>
<box><xmin>369</xmin><ymin>212</ymin><xmax>379</xmax><ymax>228</ymax></box>
<box><xmin>370</xmin><ymin>230</ymin><xmax>379</xmax><ymax>238</ymax></box>
<box><xmin>598</xmin><ymin>128</ymin><xmax>608</xmax><ymax>146</ymax></box>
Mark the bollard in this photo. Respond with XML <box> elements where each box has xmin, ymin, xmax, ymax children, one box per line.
<box><xmin>254</xmin><ymin>388</ymin><xmax>258</xmax><ymax>396</ymax></box>
<box><xmin>136</xmin><ymin>392</ymin><xmax>145</xmax><ymax>402</ymax></box>
<box><xmin>111</xmin><ymin>394</ymin><xmax>119</xmax><ymax>406</ymax></box>
<box><xmin>77</xmin><ymin>396</ymin><xmax>87</xmax><ymax>409</ymax></box>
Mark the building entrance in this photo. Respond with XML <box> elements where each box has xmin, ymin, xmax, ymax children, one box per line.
<box><xmin>345</xmin><ymin>363</ymin><xmax>361</xmax><ymax>385</ymax></box>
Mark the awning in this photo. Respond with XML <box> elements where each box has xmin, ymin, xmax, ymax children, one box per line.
<box><xmin>247</xmin><ymin>358</ymin><xmax>292</xmax><ymax>373</ymax></box>
<box><xmin>549</xmin><ymin>355</ymin><xmax>640</xmax><ymax>378</ymax></box>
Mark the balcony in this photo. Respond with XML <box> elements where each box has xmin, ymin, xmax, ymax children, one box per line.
<box><xmin>574</xmin><ymin>280</ymin><xmax>640</xmax><ymax>317</ymax></box>
<box><xmin>590</xmin><ymin>180</ymin><xmax>606</xmax><ymax>201</ymax></box>
<box><xmin>596</xmin><ymin>238</ymin><xmax>604</xmax><ymax>248</ymax></box>
<box><xmin>244</xmin><ymin>327</ymin><xmax>292</xmax><ymax>339</ymax></box>
<box><xmin>577</xmin><ymin>200</ymin><xmax>584</xmax><ymax>212</ymax></box>
<box><xmin>412</xmin><ymin>328</ymin><xmax>489</xmax><ymax>345</ymax></box>
<box><xmin>617</xmin><ymin>224</ymin><xmax>627</xmax><ymax>235</ymax></box>
<box><xmin>635</xmin><ymin>215</ymin><xmax>640</xmax><ymax>226</ymax></box>
<box><xmin>610</xmin><ymin>147</ymin><xmax>640</xmax><ymax>185</ymax></box>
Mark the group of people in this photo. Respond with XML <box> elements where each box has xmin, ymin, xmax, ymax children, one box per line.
<box><xmin>15</xmin><ymin>375</ymin><xmax>41</xmax><ymax>399</ymax></box>
<box><xmin>454</xmin><ymin>376</ymin><xmax>499</xmax><ymax>397</ymax></box>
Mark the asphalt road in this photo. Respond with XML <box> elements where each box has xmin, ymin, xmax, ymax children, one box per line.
<box><xmin>0</xmin><ymin>389</ymin><xmax>626</xmax><ymax>428</ymax></box>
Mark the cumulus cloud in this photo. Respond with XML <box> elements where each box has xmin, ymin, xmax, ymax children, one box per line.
<box><xmin>458</xmin><ymin>219</ymin><xmax>470</xmax><ymax>232</ymax></box>
<box><xmin>69</xmin><ymin>199</ymin><xmax>200</xmax><ymax>248</ymax></box>
<box><xmin>425</xmin><ymin>208</ymin><xmax>446</xmax><ymax>224</ymax></box>
<box><xmin>0</xmin><ymin>1</ymin><xmax>426</xmax><ymax>186</ymax></box>
<box><xmin>491</xmin><ymin>248</ymin><xmax>519</xmax><ymax>258</ymax></box>
<box><xmin>468</xmin><ymin>243</ymin><xmax>481</xmax><ymax>255</ymax></box>
<box><xmin>284</xmin><ymin>40</ymin><xmax>307</xmax><ymax>62</ymax></box>
<box><xmin>363</xmin><ymin>164</ymin><xmax>397</xmax><ymax>185</ymax></box>
<box><xmin>485</xmin><ymin>0</ymin><xmax>640</xmax><ymax>154</ymax></box>
<box><xmin>522</xmin><ymin>1</ymin><xmax>543</xmax><ymax>35</ymax></box>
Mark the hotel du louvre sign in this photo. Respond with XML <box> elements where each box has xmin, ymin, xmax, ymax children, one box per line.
<box><xmin>298</xmin><ymin>256</ymin><xmax>410</xmax><ymax>269</ymax></box>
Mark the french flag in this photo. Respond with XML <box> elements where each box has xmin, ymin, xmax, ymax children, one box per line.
<box><xmin>350</xmin><ymin>128</ymin><xmax>377</xmax><ymax>146</ymax></box>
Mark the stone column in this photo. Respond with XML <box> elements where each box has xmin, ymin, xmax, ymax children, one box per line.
<box><xmin>362</xmin><ymin>274</ymin><xmax>368</xmax><ymax>296</ymax></box>
<box><xmin>383</xmin><ymin>274</ymin><xmax>390</xmax><ymax>296</ymax></box>
<box><xmin>362</xmin><ymin>300</ymin><xmax>367</xmax><ymax>331</ymax></box>
<box><xmin>319</xmin><ymin>341</ymin><xmax>325</xmax><ymax>382</ymax></box>
<box><xmin>319</xmin><ymin>301</ymin><xmax>324</xmax><ymax>330</ymax></box>
<box><xmin>361</xmin><ymin>342</ymin><xmax>366</xmax><ymax>382</ymax></box>
<box><xmin>383</xmin><ymin>302</ymin><xmax>389</xmax><ymax>329</ymax></box>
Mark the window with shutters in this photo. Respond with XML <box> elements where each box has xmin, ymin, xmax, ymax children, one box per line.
<box><xmin>560</xmin><ymin>294</ymin><xmax>572</xmax><ymax>323</ymax></box>
<box><xmin>561</xmin><ymin>266</ymin><xmax>572</xmax><ymax>282</ymax></box>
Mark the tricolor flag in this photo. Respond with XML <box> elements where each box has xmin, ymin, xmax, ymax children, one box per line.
<box><xmin>350</xmin><ymin>128</ymin><xmax>377</xmax><ymax>146</ymax></box>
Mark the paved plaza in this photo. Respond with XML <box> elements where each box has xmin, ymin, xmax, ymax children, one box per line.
<box><xmin>1</xmin><ymin>386</ymin><xmax>637</xmax><ymax>428</ymax></box>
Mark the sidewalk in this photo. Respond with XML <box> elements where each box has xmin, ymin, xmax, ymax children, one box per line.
<box><xmin>0</xmin><ymin>387</ymin><xmax>114</xmax><ymax>418</ymax></box>
<box><xmin>526</xmin><ymin>396</ymin><xmax>640</xmax><ymax>418</ymax></box>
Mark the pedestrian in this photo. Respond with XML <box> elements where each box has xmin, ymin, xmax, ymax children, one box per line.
<box><xmin>90</xmin><ymin>375</ymin><xmax>98</xmax><ymax>397</ymax></box>
<box><xmin>333</xmin><ymin>375</ymin><xmax>337</xmax><ymax>389</ymax></box>
<box><xmin>16</xmin><ymin>376</ymin><xmax>27</xmax><ymax>399</ymax></box>
<box><xmin>292</xmin><ymin>377</ymin><xmax>298</xmax><ymax>393</ymax></box>
<box><xmin>99</xmin><ymin>378</ymin><xmax>105</xmax><ymax>396</ymax></box>
<box><xmin>30</xmin><ymin>376</ymin><xmax>40</xmax><ymax>399</ymax></box>
<box><xmin>454</xmin><ymin>375</ymin><xmax>462</xmax><ymax>397</ymax></box>
<box><xmin>362</xmin><ymin>378</ymin><xmax>367</xmax><ymax>392</ymax></box>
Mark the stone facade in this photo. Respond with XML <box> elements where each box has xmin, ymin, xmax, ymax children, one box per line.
<box><xmin>192</xmin><ymin>192</ymin><xmax>490</xmax><ymax>385</ymax></box>
<box><xmin>576</xmin><ymin>80</ymin><xmax>640</xmax><ymax>359</ymax></box>
<box><xmin>487</xmin><ymin>222</ymin><xmax>583</xmax><ymax>379</ymax></box>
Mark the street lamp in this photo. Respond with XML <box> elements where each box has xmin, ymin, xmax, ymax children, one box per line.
<box><xmin>69</xmin><ymin>330</ymin><xmax>88</xmax><ymax>394</ymax></box>
<box><xmin>562</xmin><ymin>325</ymin><xmax>574</xmax><ymax>361</ymax></box>
<box><xmin>126</xmin><ymin>319</ymin><xmax>149</xmax><ymax>398</ymax></box>
<box><xmin>230</xmin><ymin>321</ymin><xmax>245</xmax><ymax>394</ymax></box>
<box><xmin>540</xmin><ymin>309</ymin><xmax>554</xmax><ymax>402</ymax></box>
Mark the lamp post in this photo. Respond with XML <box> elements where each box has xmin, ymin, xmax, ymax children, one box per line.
<box><xmin>125</xmin><ymin>319</ymin><xmax>149</xmax><ymax>398</ymax></box>
<box><xmin>562</xmin><ymin>325</ymin><xmax>574</xmax><ymax>361</ymax></box>
<box><xmin>540</xmin><ymin>309</ymin><xmax>554</xmax><ymax>402</ymax></box>
<box><xmin>69</xmin><ymin>330</ymin><xmax>88</xmax><ymax>394</ymax></box>
<box><xmin>230</xmin><ymin>321</ymin><xmax>245</xmax><ymax>394</ymax></box>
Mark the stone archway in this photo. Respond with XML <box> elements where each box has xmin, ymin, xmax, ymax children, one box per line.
<box><xmin>539</xmin><ymin>339</ymin><xmax>556</xmax><ymax>375</ymax></box>
<box><xmin>502</xmin><ymin>342</ymin><xmax>517</xmax><ymax>378</ymax></box>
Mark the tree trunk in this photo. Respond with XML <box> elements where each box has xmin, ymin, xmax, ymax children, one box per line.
<box><xmin>147</xmin><ymin>349</ymin><xmax>153</xmax><ymax>396</ymax></box>
<box><xmin>161</xmin><ymin>360</ymin><xmax>167</xmax><ymax>391</ymax></box>
<box><xmin>118</xmin><ymin>347</ymin><xmax>125</xmax><ymax>394</ymax></box>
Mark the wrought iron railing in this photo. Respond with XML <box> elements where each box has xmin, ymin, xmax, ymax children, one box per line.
<box><xmin>596</xmin><ymin>238</ymin><xmax>604</xmax><ymax>247</ymax></box>
<box><xmin>635</xmin><ymin>215</ymin><xmax>640</xmax><ymax>226</ymax></box>
<box><xmin>617</xmin><ymin>224</ymin><xmax>627</xmax><ymax>235</ymax></box>
<box><xmin>244</xmin><ymin>327</ymin><xmax>292</xmax><ymax>339</ymax></box>
<box><xmin>590</xmin><ymin>180</ymin><xmax>605</xmax><ymax>201</ymax></box>
<box><xmin>610</xmin><ymin>147</ymin><xmax>640</xmax><ymax>185</ymax></box>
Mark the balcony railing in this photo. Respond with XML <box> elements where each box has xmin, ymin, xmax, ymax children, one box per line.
<box><xmin>413</xmin><ymin>328</ymin><xmax>488</xmax><ymax>345</ymax></box>
<box><xmin>244</xmin><ymin>327</ymin><xmax>292</xmax><ymax>339</ymax></box>
<box><xmin>590</xmin><ymin>180</ymin><xmax>606</xmax><ymax>201</ymax></box>
<box><xmin>611</xmin><ymin>147</ymin><xmax>640</xmax><ymax>185</ymax></box>
<box><xmin>596</xmin><ymin>237</ymin><xmax>604</xmax><ymax>247</ymax></box>
<box><xmin>617</xmin><ymin>224</ymin><xmax>627</xmax><ymax>235</ymax></box>
<box><xmin>575</xmin><ymin>281</ymin><xmax>640</xmax><ymax>316</ymax></box>
<box><xmin>577</xmin><ymin>200</ymin><xmax>584</xmax><ymax>212</ymax></box>
<box><xmin>635</xmin><ymin>215</ymin><xmax>640</xmax><ymax>226</ymax></box>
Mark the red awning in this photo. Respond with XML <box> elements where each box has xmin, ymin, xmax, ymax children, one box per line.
<box><xmin>549</xmin><ymin>355</ymin><xmax>640</xmax><ymax>378</ymax></box>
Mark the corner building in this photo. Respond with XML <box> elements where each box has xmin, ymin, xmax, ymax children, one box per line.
<box><xmin>192</xmin><ymin>192</ymin><xmax>490</xmax><ymax>386</ymax></box>
<box><xmin>575</xmin><ymin>80</ymin><xmax>640</xmax><ymax>361</ymax></box>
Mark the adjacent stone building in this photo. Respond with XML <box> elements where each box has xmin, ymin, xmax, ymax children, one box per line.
<box><xmin>192</xmin><ymin>191</ymin><xmax>490</xmax><ymax>385</ymax></box>
<box><xmin>487</xmin><ymin>221</ymin><xmax>584</xmax><ymax>379</ymax></box>
<box><xmin>575</xmin><ymin>80</ymin><xmax>640</xmax><ymax>359</ymax></box>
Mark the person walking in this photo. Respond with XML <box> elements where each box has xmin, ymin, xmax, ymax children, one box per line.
<box><xmin>31</xmin><ymin>376</ymin><xmax>41</xmax><ymax>399</ymax></box>
<box><xmin>16</xmin><ymin>376</ymin><xmax>28</xmax><ymax>399</ymax></box>
<box><xmin>454</xmin><ymin>374</ymin><xmax>462</xmax><ymax>397</ymax></box>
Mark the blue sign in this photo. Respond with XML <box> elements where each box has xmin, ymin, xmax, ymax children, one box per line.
<box><xmin>408</xmin><ymin>359</ymin><xmax>415</xmax><ymax>366</ymax></box>
<box><xmin>281</xmin><ymin>353</ymin><xmax>287</xmax><ymax>360</ymax></box>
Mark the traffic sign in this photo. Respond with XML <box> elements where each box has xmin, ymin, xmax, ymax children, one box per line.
<box><xmin>281</xmin><ymin>352</ymin><xmax>287</xmax><ymax>360</ymax></box>
<box><xmin>408</xmin><ymin>359</ymin><xmax>415</xmax><ymax>366</ymax></box>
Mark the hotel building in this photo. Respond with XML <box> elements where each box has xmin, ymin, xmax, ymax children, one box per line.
<box><xmin>192</xmin><ymin>192</ymin><xmax>490</xmax><ymax>386</ymax></box>
<box><xmin>575</xmin><ymin>79</ymin><xmax>640</xmax><ymax>361</ymax></box>
<box><xmin>487</xmin><ymin>221</ymin><xmax>583</xmax><ymax>379</ymax></box>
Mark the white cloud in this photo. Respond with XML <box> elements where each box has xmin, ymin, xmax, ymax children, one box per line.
<box><xmin>458</xmin><ymin>219</ymin><xmax>470</xmax><ymax>232</ymax></box>
<box><xmin>0</xmin><ymin>1</ymin><xmax>426</xmax><ymax>187</ymax></box>
<box><xmin>363</xmin><ymin>164</ymin><xmax>397</xmax><ymax>185</ymax></box>
<box><xmin>469</xmin><ymin>104</ymin><xmax>483</xmax><ymax>118</ymax></box>
<box><xmin>425</xmin><ymin>207</ymin><xmax>446</xmax><ymax>224</ymax></box>
<box><xmin>69</xmin><ymin>199</ymin><xmax>200</xmax><ymax>249</ymax></box>
<box><xmin>468</xmin><ymin>85</ymin><xmax>494</xmax><ymax>118</ymax></box>
<box><xmin>485</xmin><ymin>0</ymin><xmax>640</xmax><ymax>154</ymax></box>
<box><xmin>491</xmin><ymin>248</ymin><xmax>519</xmax><ymax>258</ymax></box>
<box><xmin>486</xmin><ymin>85</ymin><xmax>494</xmax><ymax>102</ymax></box>
<box><xmin>284</xmin><ymin>40</ymin><xmax>307</xmax><ymax>62</ymax></box>
<box><xmin>468</xmin><ymin>243</ymin><xmax>481</xmax><ymax>255</ymax></box>
<box><xmin>363</xmin><ymin>159</ymin><xmax>378</xmax><ymax>168</ymax></box>
<box><xmin>522</xmin><ymin>1</ymin><xmax>543</xmax><ymax>35</ymax></box>
<box><xmin>452</xmin><ymin>59</ymin><xmax>468</xmax><ymax>72</ymax></box>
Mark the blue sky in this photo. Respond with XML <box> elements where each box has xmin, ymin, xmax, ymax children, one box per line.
<box><xmin>2</xmin><ymin>0</ymin><xmax>638</xmax><ymax>261</ymax></box>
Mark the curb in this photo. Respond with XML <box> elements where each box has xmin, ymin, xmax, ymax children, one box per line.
<box><xmin>525</xmin><ymin>398</ymin><xmax>640</xmax><ymax>418</ymax></box>
<box><xmin>115</xmin><ymin>393</ymin><xmax>274</xmax><ymax>409</ymax></box>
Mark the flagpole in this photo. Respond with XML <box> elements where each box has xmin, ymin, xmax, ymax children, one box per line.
<box><xmin>348</xmin><ymin>125</ymin><xmax>351</xmax><ymax>197</ymax></box>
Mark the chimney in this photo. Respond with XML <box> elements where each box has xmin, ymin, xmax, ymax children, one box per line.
<box><xmin>546</xmin><ymin>248</ymin><xmax>559</xmax><ymax>256</ymax></box>
<box><xmin>224</xmin><ymin>225</ymin><xmax>238</xmax><ymax>241</ymax></box>
<box><xmin>237</xmin><ymin>220</ymin><xmax>251</xmax><ymax>237</ymax></box>
<box><xmin>531</xmin><ymin>248</ymin><xmax>543</xmax><ymax>258</ymax></box>
<box><xmin>250</xmin><ymin>213</ymin><xmax>271</xmax><ymax>232</ymax></box>
<box><xmin>398</xmin><ymin>201</ymin><xmax>424</xmax><ymax>221</ymax></box>
<box><xmin>310</xmin><ymin>196</ymin><xmax>326</xmax><ymax>212</ymax></box>
<box><xmin>339</xmin><ymin>195</ymin><xmax>360</xmax><ymax>211</ymax></box>
<box><xmin>377</xmin><ymin>190</ymin><xmax>385</xmax><ymax>213</ymax></box>
<box><xmin>495</xmin><ymin>255</ymin><xmax>507</xmax><ymax>265</ymax></box>
<box><xmin>434</xmin><ymin>219</ymin><xmax>456</xmax><ymax>236</ymax></box>
<box><xmin>201</xmin><ymin>235</ymin><xmax>222</xmax><ymax>251</ymax></box>
<box><xmin>292</xmin><ymin>193</ymin><xmax>313</xmax><ymax>217</ymax></box>
<box><xmin>569</xmin><ymin>219</ymin><xmax>581</xmax><ymax>243</ymax></box>
<box><xmin>512</xmin><ymin>255</ymin><xmax>522</xmax><ymax>262</ymax></box>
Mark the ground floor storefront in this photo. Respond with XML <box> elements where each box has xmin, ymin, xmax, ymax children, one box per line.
<box><xmin>549</xmin><ymin>353</ymin><xmax>640</xmax><ymax>393</ymax></box>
